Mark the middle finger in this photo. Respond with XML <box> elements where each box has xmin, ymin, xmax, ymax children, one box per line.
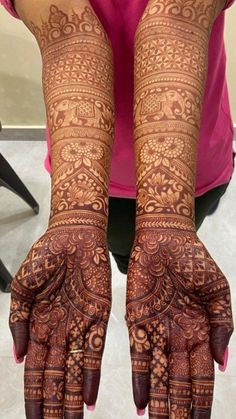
<box><xmin>24</xmin><ymin>340</ymin><xmax>48</xmax><ymax>419</ymax></box>
<box><xmin>43</xmin><ymin>345</ymin><xmax>66</xmax><ymax>419</ymax></box>
<box><xmin>149</xmin><ymin>347</ymin><xmax>169</xmax><ymax>419</ymax></box>
<box><xmin>64</xmin><ymin>315</ymin><xmax>85</xmax><ymax>419</ymax></box>
<box><xmin>169</xmin><ymin>351</ymin><xmax>191</xmax><ymax>418</ymax></box>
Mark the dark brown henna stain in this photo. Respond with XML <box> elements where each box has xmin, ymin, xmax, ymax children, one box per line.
<box><xmin>10</xmin><ymin>3</ymin><xmax>114</xmax><ymax>418</ymax></box>
<box><xmin>126</xmin><ymin>230</ymin><xmax>233</xmax><ymax>418</ymax></box>
<box><xmin>11</xmin><ymin>227</ymin><xmax>111</xmax><ymax>418</ymax></box>
<box><xmin>129</xmin><ymin>2</ymin><xmax>234</xmax><ymax>417</ymax></box>
<box><xmin>133</xmin><ymin>0</ymin><xmax>222</xmax><ymax>232</ymax></box>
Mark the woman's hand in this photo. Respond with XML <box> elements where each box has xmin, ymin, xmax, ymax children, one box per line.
<box><xmin>126</xmin><ymin>229</ymin><xmax>233</xmax><ymax>418</ymax></box>
<box><xmin>9</xmin><ymin>225</ymin><xmax>111</xmax><ymax>419</ymax></box>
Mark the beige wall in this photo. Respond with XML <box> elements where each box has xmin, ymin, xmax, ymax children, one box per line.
<box><xmin>0</xmin><ymin>4</ymin><xmax>235</xmax><ymax>126</ymax></box>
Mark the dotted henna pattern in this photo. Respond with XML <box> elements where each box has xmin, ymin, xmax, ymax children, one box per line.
<box><xmin>10</xmin><ymin>2</ymin><xmax>114</xmax><ymax>418</ymax></box>
<box><xmin>133</xmin><ymin>0</ymin><xmax>228</xmax><ymax>231</ymax></box>
<box><xmin>10</xmin><ymin>226</ymin><xmax>112</xmax><ymax>418</ymax></box>
<box><xmin>127</xmin><ymin>1</ymin><xmax>234</xmax><ymax>418</ymax></box>
<box><xmin>126</xmin><ymin>229</ymin><xmax>233</xmax><ymax>418</ymax></box>
<box><xmin>33</xmin><ymin>3</ymin><xmax>115</xmax><ymax>228</ymax></box>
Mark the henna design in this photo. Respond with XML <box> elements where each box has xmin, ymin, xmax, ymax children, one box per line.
<box><xmin>29</xmin><ymin>3</ymin><xmax>114</xmax><ymax>228</ymax></box>
<box><xmin>128</xmin><ymin>1</ymin><xmax>234</xmax><ymax>417</ymax></box>
<box><xmin>126</xmin><ymin>230</ymin><xmax>233</xmax><ymax>418</ymax></box>
<box><xmin>133</xmin><ymin>0</ymin><xmax>228</xmax><ymax>231</ymax></box>
<box><xmin>10</xmin><ymin>2</ymin><xmax>114</xmax><ymax>418</ymax></box>
<box><xmin>10</xmin><ymin>226</ymin><xmax>111</xmax><ymax>418</ymax></box>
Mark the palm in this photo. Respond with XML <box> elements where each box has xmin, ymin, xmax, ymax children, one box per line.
<box><xmin>10</xmin><ymin>226</ymin><xmax>111</xmax><ymax>419</ymax></box>
<box><xmin>126</xmin><ymin>230</ymin><xmax>233</xmax><ymax>419</ymax></box>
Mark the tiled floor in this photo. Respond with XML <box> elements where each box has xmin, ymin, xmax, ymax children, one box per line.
<box><xmin>0</xmin><ymin>140</ymin><xmax>235</xmax><ymax>419</ymax></box>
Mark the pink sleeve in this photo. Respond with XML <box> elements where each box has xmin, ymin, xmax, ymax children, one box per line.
<box><xmin>223</xmin><ymin>0</ymin><xmax>235</xmax><ymax>10</ymax></box>
<box><xmin>0</xmin><ymin>0</ymin><xmax>20</xmax><ymax>18</ymax></box>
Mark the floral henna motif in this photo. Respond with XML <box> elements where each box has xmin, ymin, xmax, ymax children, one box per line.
<box><xmin>133</xmin><ymin>0</ymin><xmax>227</xmax><ymax>232</ymax></box>
<box><xmin>126</xmin><ymin>230</ymin><xmax>233</xmax><ymax>418</ymax></box>
<box><xmin>130</xmin><ymin>1</ymin><xmax>234</xmax><ymax>417</ymax></box>
<box><xmin>29</xmin><ymin>3</ymin><xmax>115</xmax><ymax>229</ymax></box>
<box><xmin>10</xmin><ymin>2</ymin><xmax>114</xmax><ymax>418</ymax></box>
<box><xmin>10</xmin><ymin>226</ymin><xmax>111</xmax><ymax>418</ymax></box>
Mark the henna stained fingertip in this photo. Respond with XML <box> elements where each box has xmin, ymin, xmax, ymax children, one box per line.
<box><xmin>218</xmin><ymin>346</ymin><xmax>229</xmax><ymax>372</ymax></box>
<box><xmin>13</xmin><ymin>343</ymin><xmax>24</xmax><ymax>364</ymax></box>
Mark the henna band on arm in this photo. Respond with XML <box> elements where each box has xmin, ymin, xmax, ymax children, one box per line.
<box><xmin>133</xmin><ymin>0</ymin><xmax>226</xmax><ymax>232</ymax></box>
<box><xmin>9</xmin><ymin>2</ymin><xmax>115</xmax><ymax>418</ymax></box>
<box><xmin>126</xmin><ymin>2</ymin><xmax>234</xmax><ymax>418</ymax></box>
<box><xmin>38</xmin><ymin>4</ymin><xmax>115</xmax><ymax>232</ymax></box>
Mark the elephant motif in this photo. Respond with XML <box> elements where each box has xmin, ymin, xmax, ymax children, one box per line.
<box><xmin>49</xmin><ymin>98</ymin><xmax>104</xmax><ymax>130</ymax></box>
<box><xmin>136</xmin><ymin>89</ymin><xmax>185</xmax><ymax>123</ymax></box>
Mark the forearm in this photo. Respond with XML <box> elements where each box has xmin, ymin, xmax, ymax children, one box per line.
<box><xmin>33</xmin><ymin>5</ymin><xmax>115</xmax><ymax>232</ymax></box>
<box><xmin>134</xmin><ymin>0</ymin><xmax>225</xmax><ymax>232</ymax></box>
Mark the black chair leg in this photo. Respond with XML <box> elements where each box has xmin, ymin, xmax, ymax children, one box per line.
<box><xmin>0</xmin><ymin>153</ymin><xmax>39</xmax><ymax>214</ymax></box>
<box><xmin>0</xmin><ymin>259</ymin><xmax>12</xmax><ymax>292</ymax></box>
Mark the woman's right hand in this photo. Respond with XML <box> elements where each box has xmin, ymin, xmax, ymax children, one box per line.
<box><xmin>9</xmin><ymin>225</ymin><xmax>111</xmax><ymax>419</ymax></box>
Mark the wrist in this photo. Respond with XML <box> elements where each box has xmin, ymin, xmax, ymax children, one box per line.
<box><xmin>135</xmin><ymin>213</ymin><xmax>196</xmax><ymax>234</ymax></box>
<box><xmin>48</xmin><ymin>209</ymin><xmax>108</xmax><ymax>233</ymax></box>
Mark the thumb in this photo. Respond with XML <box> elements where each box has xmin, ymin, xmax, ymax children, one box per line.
<box><xmin>199</xmin><ymin>269</ymin><xmax>234</xmax><ymax>365</ymax></box>
<box><xmin>9</xmin><ymin>275</ymin><xmax>32</xmax><ymax>359</ymax></box>
<box><xmin>10</xmin><ymin>320</ymin><xmax>29</xmax><ymax>360</ymax></box>
<box><xmin>129</xmin><ymin>326</ymin><xmax>151</xmax><ymax>410</ymax></box>
<box><xmin>83</xmin><ymin>323</ymin><xmax>107</xmax><ymax>406</ymax></box>
<box><xmin>210</xmin><ymin>324</ymin><xmax>233</xmax><ymax>365</ymax></box>
<box><xmin>207</xmin><ymin>291</ymin><xmax>234</xmax><ymax>364</ymax></box>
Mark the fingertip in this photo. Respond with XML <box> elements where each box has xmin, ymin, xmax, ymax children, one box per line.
<box><xmin>137</xmin><ymin>408</ymin><xmax>145</xmax><ymax>416</ymax></box>
<box><xmin>218</xmin><ymin>346</ymin><xmax>229</xmax><ymax>372</ymax></box>
<box><xmin>210</xmin><ymin>325</ymin><xmax>231</xmax><ymax>365</ymax></box>
<box><xmin>87</xmin><ymin>405</ymin><xmax>96</xmax><ymax>411</ymax></box>
<box><xmin>132</xmin><ymin>373</ymin><xmax>149</xmax><ymax>410</ymax></box>
<box><xmin>10</xmin><ymin>322</ymin><xmax>29</xmax><ymax>359</ymax></box>
<box><xmin>13</xmin><ymin>343</ymin><xmax>24</xmax><ymax>364</ymax></box>
<box><xmin>83</xmin><ymin>370</ymin><xmax>100</xmax><ymax>406</ymax></box>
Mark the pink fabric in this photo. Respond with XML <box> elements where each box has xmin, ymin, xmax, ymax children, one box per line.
<box><xmin>0</xmin><ymin>0</ymin><xmax>19</xmax><ymax>18</ymax></box>
<box><xmin>223</xmin><ymin>0</ymin><xmax>235</xmax><ymax>9</ymax></box>
<box><xmin>2</xmin><ymin>0</ymin><xmax>235</xmax><ymax>198</ymax></box>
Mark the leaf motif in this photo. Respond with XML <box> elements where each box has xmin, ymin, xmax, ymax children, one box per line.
<box><xmin>94</xmin><ymin>254</ymin><xmax>99</xmax><ymax>265</ymax></box>
<box><xmin>84</xmin><ymin>157</ymin><xmax>92</xmax><ymax>167</ymax></box>
<box><xmin>74</xmin><ymin>159</ymin><xmax>82</xmax><ymax>169</ymax></box>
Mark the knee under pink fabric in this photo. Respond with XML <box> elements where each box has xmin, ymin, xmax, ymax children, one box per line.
<box><xmin>2</xmin><ymin>0</ymin><xmax>235</xmax><ymax>197</ymax></box>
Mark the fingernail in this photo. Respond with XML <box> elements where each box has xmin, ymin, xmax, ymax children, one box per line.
<box><xmin>218</xmin><ymin>346</ymin><xmax>229</xmax><ymax>372</ymax></box>
<box><xmin>13</xmin><ymin>344</ymin><xmax>24</xmax><ymax>364</ymax></box>
<box><xmin>87</xmin><ymin>405</ymin><xmax>96</xmax><ymax>411</ymax></box>
<box><xmin>137</xmin><ymin>409</ymin><xmax>145</xmax><ymax>416</ymax></box>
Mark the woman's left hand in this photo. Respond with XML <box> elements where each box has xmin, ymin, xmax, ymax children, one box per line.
<box><xmin>126</xmin><ymin>229</ymin><xmax>234</xmax><ymax>418</ymax></box>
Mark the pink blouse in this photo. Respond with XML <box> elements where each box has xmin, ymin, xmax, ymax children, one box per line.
<box><xmin>1</xmin><ymin>0</ymin><xmax>235</xmax><ymax>198</ymax></box>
